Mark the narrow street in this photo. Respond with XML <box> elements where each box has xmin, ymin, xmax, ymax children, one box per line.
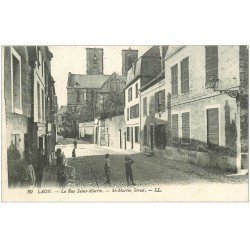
<box><xmin>43</xmin><ymin>139</ymin><xmax>248</xmax><ymax>188</ymax></box>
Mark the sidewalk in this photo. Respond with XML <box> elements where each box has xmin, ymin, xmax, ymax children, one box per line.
<box><xmin>94</xmin><ymin>144</ymin><xmax>139</xmax><ymax>155</ymax></box>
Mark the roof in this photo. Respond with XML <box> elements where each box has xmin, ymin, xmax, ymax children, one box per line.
<box><xmin>68</xmin><ymin>73</ymin><xmax>111</xmax><ymax>88</ymax></box>
<box><xmin>164</xmin><ymin>45</ymin><xmax>185</xmax><ymax>60</ymax></box>
<box><xmin>140</xmin><ymin>70</ymin><xmax>165</xmax><ymax>92</ymax></box>
<box><xmin>58</xmin><ymin>105</ymin><xmax>67</xmax><ymax>114</ymax></box>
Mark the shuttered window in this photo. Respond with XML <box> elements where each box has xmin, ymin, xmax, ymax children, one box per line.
<box><xmin>181</xmin><ymin>57</ymin><xmax>189</xmax><ymax>94</ymax></box>
<box><xmin>171</xmin><ymin>64</ymin><xmax>178</xmax><ymax>96</ymax></box>
<box><xmin>143</xmin><ymin>97</ymin><xmax>147</xmax><ymax>116</ymax></box>
<box><xmin>128</xmin><ymin>87</ymin><xmax>132</xmax><ymax>102</ymax></box>
<box><xmin>207</xmin><ymin>108</ymin><xmax>219</xmax><ymax>147</ymax></box>
<box><xmin>182</xmin><ymin>112</ymin><xmax>190</xmax><ymax>143</ymax></box>
<box><xmin>205</xmin><ymin>46</ymin><xmax>218</xmax><ymax>84</ymax></box>
<box><xmin>135</xmin><ymin>126</ymin><xmax>139</xmax><ymax>143</ymax></box>
<box><xmin>143</xmin><ymin>125</ymin><xmax>148</xmax><ymax>146</ymax></box>
<box><xmin>135</xmin><ymin>83</ymin><xmax>139</xmax><ymax>98</ymax></box>
<box><xmin>127</xmin><ymin>127</ymin><xmax>130</xmax><ymax>141</ymax></box>
<box><xmin>171</xmin><ymin>114</ymin><xmax>179</xmax><ymax>142</ymax></box>
<box><xmin>130</xmin><ymin>104</ymin><xmax>139</xmax><ymax>119</ymax></box>
<box><xmin>155</xmin><ymin>90</ymin><xmax>165</xmax><ymax>112</ymax></box>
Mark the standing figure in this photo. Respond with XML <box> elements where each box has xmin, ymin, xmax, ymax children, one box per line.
<box><xmin>73</xmin><ymin>138</ymin><xmax>77</xmax><ymax>149</ymax></box>
<box><xmin>125</xmin><ymin>157</ymin><xmax>135</xmax><ymax>186</ymax></box>
<box><xmin>104</xmin><ymin>154</ymin><xmax>111</xmax><ymax>184</ymax></box>
<box><xmin>56</xmin><ymin>148</ymin><xmax>66</xmax><ymax>188</ymax></box>
<box><xmin>72</xmin><ymin>148</ymin><xmax>76</xmax><ymax>158</ymax></box>
<box><xmin>24</xmin><ymin>161</ymin><xmax>36</xmax><ymax>188</ymax></box>
<box><xmin>35</xmin><ymin>149</ymin><xmax>46</xmax><ymax>188</ymax></box>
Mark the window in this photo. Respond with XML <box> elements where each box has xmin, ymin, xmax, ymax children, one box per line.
<box><xmin>143</xmin><ymin>125</ymin><xmax>148</xmax><ymax>146</ymax></box>
<box><xmin>127</xmin><ymin>127</ymin><xmax>130</xmax><ymax>141</ymax></box>
<box><xmin>143</xmin><ymin>97</ymin><xmax>147</xmax><ymax>116</ymax></box>
<box><xmin>182</xmin><ymin>112</ymin><xmax>190</xmax><ymax>143</ymax></box>
<box><xmin>128</xmin><ymin>87</ymin><xmax>132</xmax><ymax>102</ymax></box>
<box><xmin>171</xmin><ymin>114</ymin><xmax>179</xmax><ymax>142</ymax></box>
<box><xmin>126</xmin><ymin>107</ymin><xmax>129</xmax><ymax>120</ymax></box>
<box><xmin>181</xmin><ymin>57</ymin><xmax>189</xmax><ymax>94</ymax></box>
<box><xmin>207</xmin><ymin>108</ymin><xmax>219</xmax><ymax>147</ymax></box>
<box><xmin>128</xmin><ymin>55</ymin><xmax>133</xmax><ymax>70</ymax></box>
<box><xmin>135</xmin><ymin>83</ymin><xmax>139</xmax><ymax>98</ymax></box>
<box><xmin>11</xmin><ymin>48</ymin><xmax>22</xmax><ymax>113</ymax></box>
<box><xmin>155</xmin><ymin>124</ymin><xmax>166</xmax><ymax>149</ymax></box>
<box><xmin>93</xmin><ymin>55</ymin><xmax>98</xmax><ymax>69</ymax></box>
<box><xmin>135</xmin><ymin>126</ymin><xmax>139</xmax><ymax>143</ymax></box>
<box><xmin>76</xmin><ymin>90</ymin><xmax>80</xmax><ymax>103</ymax></box>
<box><xmin>37</xmin><ymin>82</ymin><xmax>41</xmax><ymax>119</ymax></box>
<box><xmin>11</xmin><ymin>134</ymin><xmax>20</xmax><ymax>150</ymax></box>
<box><xmin>155</xmin><ymin>90</ymin><xmax>165</xmax><ymax>112</ymax></box>
<box><xmin>130</xmin><ymin>104</ymin><xmax>139</xmax><ymax>119</ymax></box>
<box><xmin>205</xmin><ymin>46</ymin><xmax>218</xmax><ymax>84</ymax></box>
<box><xmin>171</xmin><ymin>64</ymin><xmax>178</xmax><ymax>96</ymax></box>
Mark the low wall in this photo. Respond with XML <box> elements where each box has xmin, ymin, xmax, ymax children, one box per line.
<box><xmin>164</xmin><ymin>146</ymin><xmax>237</xmax><ymax>172</ymax></box>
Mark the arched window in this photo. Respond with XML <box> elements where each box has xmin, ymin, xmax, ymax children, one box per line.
<box><xmin>93</xmin><ymin>54</ymin><xmax>98</xmax><ymax>69</ymax></box>
<box><xmin>128</xmin><ymin>55</ymin><xmax>132</xmax><ymax>70</ymax></box>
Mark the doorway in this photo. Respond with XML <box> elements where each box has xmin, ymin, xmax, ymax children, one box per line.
<box><xmin>150</xmin><ymin>125</ymin><xmax>154</xmax><ymax>149</ymax></box>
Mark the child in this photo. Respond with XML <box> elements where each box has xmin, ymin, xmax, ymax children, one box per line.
<box><xmin>104</xmin><ymin>154</ymin><xmax>111</xmax><ymax>184</ymax></box>
<box><xmin>72</xmin><ymin>148</ymin><xmax>76</xmax><ymax>158</ymax></box>
<box><xmin>125</xmin><ymin>157</ymin><xmax>135</xmax><ymax>186</ymax></box>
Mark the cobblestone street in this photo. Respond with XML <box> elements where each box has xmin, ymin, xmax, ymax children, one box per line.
<box><xmin>43</xmin><ymin>141</ymin><xmax>248</xmax><ymax>188</ymax></box>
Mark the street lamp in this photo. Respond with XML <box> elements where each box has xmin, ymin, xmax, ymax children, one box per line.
<box><xmin>208</xmin><ymin>76</ymin><xmax>242</xmax><ymax>173</ymax></box>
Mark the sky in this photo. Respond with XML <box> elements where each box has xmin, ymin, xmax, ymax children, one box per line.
<box><xmin>49</xmin><ymin>46</ymin><xmax>151</xmax><ymax>107</ymax></box>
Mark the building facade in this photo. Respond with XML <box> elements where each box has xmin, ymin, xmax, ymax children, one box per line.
<box><xmin>124</xmin><ymin>46</ymin><xmax>165</xmax><ymax>152</ymax></box>
<box><xmin>163</xmin><ymin>45</ymin><xmax>248</xmax><ymax>171</ymax></box>
<box><xmin>3</xmin><ymin>46</ymin><xmax>57</xmax><ymax>166</ymax></box>
<box><xmin>57</xmin><ymin>105</ymin><xmax>67</xmax><ymax>134</ymax></box>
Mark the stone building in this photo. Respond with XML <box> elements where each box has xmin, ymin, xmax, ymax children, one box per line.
<box><xmin>163</xmin><ymin>45</ymin><xmax>248</xmax><ymax>172</ymax></box>
<box><xmin>3</xmin><ymin>46</ymin><xmax>57</xmax><ymax>166</ymax></box>
<box><xmin>124</xmin><ymin>46</ymin><xmax>163</xmax><ymax>152</ymax></box>
<box><xmin>66</xmin><ymin>47</ymin><xmax>135</xmax><ymax>138</ymax></box>
<box><xmin>57</xmin><ymin>105</ymin><xmax>67</xmax><ymax>134</ymax></box>
<box><xmin>122</xmin><ymin>48</ymin><xmax>138</xmax><ymax>76</ymax></box>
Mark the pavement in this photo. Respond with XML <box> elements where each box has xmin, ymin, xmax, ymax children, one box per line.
<box><xmin>42</xmin><ymin>141</ymin><xmax>248</xmax><ymax>188</ymax></box>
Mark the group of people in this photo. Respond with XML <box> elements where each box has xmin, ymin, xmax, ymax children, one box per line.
<box><xmin>104</xmin><ymin>154</ymin><xmax>136</xmax><ymax>186</ymax></box>
<box><xmin>7</xmin><ymin>140</ymin><xmax>46</xmax><ymax>188</ymax></box>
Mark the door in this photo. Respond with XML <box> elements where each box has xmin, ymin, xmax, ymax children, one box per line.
<box><xmin>131</xmin><ymin>127</ymin><xmax>134</xmax><ymax>149</ymax></box>
<box><xmin>150</xmin><ymin>125</ymin><xmax>154</xmax><ymax>149</ymax></box>
<box><xmin>207</xmin><ymin>108</ymin><xmax>219</xmax><ymax>148</ymax></box>
<box><xmin>119</xmin><ymin>129</ymin><xmax>122</xmax><ymax>149</ymax></box>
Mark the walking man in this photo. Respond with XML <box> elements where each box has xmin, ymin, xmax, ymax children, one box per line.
<box><xmin>56</xmin><ymin>148</ymin><xmax>66</xmax><ymax>188</ymax></box>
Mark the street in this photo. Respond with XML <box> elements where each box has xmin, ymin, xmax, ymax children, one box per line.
<box><xmin>43</xmin><ymin>139</ymin><xmax>248</xmax><ymax>188</ymax></box>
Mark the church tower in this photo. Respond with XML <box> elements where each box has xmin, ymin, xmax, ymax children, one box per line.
<box><xmin>86</xmin><ymin>48</ymin><xmax>104</xmax><ymax>75</ymax></box>
<box><xmin>122</xmin><ymin>48</ymin><xmax>138</xmax><ymax>76</ymax></box>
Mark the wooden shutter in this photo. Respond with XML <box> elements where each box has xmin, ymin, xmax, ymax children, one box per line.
<box><xmin>143</xmin><ymin>97</ymin><xmax>147</xmax><ymax>116</ymax></box>
<box><xmin>181</xmin><ymin>57</ymin><xmax>189</xmax><ymax>94</ymax></box>
<box><xmin>155</xmin><ymin>92</ymin><xmax>159</xmax><ymax>112</ymax></box>
<box><xmin>144</xmin><ymin>125</ymin><xmax>147</xmax><ymax>146</ymax></box>
<box><xmin>171</xmin><ymin>64</ymin><xmax>178</xmax><ymax>96</ymax></box>
<box><xmin>161</xmin><ymin>90</ymin><xmax>165</xmax><ymax>111</ymax></box>
<box><xmin>171</xmin><ymin>114</ymin><xmax>179</xmax><ymax>141</ymax></box>
<box><xmin>205</xmin><ymin>46</ymin><xmax>218</xmax><ymax>83</ymax></box>
<box><xmin>182</xmin><ymin>112</ymin><xmax>190</xmax><ymax>143</ymax></box>
<box><xmin>207</xmin><ymin>108</ymin><xmax>219</xmax><ymax>147</ymax></box>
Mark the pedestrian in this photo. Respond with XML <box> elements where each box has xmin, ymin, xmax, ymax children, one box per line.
<box><xmin>104</xmin><ymin>154</ymin><xmax>111</xmax><ymax>185</ymax></box>
<box><xmin>125</xmin><ymin>156</ymin><xmax>135</xmax><ymax>186</ymax></box>
<box><xmin>35</xmin><ymin>149</ymin><xmax>46</xmax><ymax>188</ymax></box>
<box><xmin>56</xmin><ymin>148</ymin><xmax>66</xmax><ymax>188</ymax></box>
<box><xmin>72</xmin><ymin>148</ymin><xmax>76</xmax><ymax>158</ymax></box>
<box><xmin>74</xmin><ymin>138</ymin><xmax>77</xmax><ymax>149</ymax></box>
<box><xmin>24</xmin><ymin>160</ymin><xmax>36</xmax><ymax>188</ymax></box>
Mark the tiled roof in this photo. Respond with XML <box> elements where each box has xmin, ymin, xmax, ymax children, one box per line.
<box><xmin>68</xmin><ymin>73</ymin><xmax>111</xmax><ymax>88</ymax></box>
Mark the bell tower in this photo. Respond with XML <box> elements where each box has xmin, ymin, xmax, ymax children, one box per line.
<box><xmin>122</xmin><ymin>48</ymin><xmax>138</xmax><ymax>76</ymax></box>
<box><xmin>86</xmin><ymin>48</ymin><xmax>104</xmax><ymax>75</ymax></box>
